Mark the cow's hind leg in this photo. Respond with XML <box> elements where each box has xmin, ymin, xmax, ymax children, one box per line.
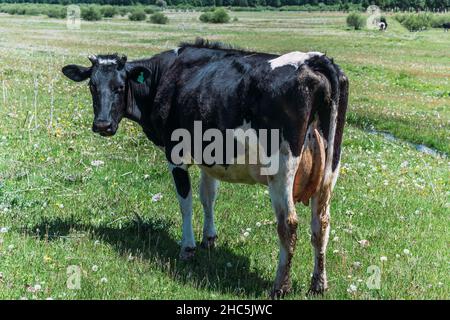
<box><xmin>199</xmin><ymin>170</ymin><xmax>219</xmax><ymax>249</ymax></box>
<box><xmin>269</xmin><ymin>150</ymin><xmax>299</xmax><ymax>299</ymax></box>
<box><xmin>169</xmin><ymin>163</ymin><xmax>196</xmax><ymax>260</ymax></box>
<box><xmin>309</xmin><ymin>165</ymin><xmax>339</xmax><ymax>294</ymax></box>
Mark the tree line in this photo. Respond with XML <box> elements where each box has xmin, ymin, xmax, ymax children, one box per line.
<box><xmin>0</xmin><ymin>0</ymin><xmax>448</xmax><ymax>11</ymax></box>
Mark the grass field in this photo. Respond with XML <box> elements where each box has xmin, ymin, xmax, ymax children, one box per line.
<box><xmin>0</xmin><ymin>11</ymin><xmax>448</xmax><ymax>300</ymax></box>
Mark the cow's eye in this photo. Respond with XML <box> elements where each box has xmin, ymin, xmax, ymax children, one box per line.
<box><xmin>114</xmin><ymin>86</ymin><xmax>125</xmax><ymax>94</ymax></box>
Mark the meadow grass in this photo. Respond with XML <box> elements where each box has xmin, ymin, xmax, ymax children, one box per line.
<box><xmin>0</xmin><ymin>11</ymin><xmax>448</xmax><ymax>299</ymax></box>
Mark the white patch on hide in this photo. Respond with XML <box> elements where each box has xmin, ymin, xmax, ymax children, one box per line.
<box><xmin>268</xmin><ymin>51</ymin><xmax>323</xmax><ymax>70</ymax></box>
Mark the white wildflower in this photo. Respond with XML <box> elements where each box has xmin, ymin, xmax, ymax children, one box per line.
<box><xmin>91</xmin><ymin>160</ymin><xmax>104</xmax><ymax>167</ymax></box>
<box><xmin>358</xmin><ymin>239</ymin><xmax>369</xmax><ymax>248</ymax></box>
<box><xmin>347</xmin><ymin>284</ymin><xmax>357</xmax><ymax>293</ymax></box>
<box><xmin>151</xmin><ymin>193</ymin><xmax>163</xmax><ymax>202</ymax></box>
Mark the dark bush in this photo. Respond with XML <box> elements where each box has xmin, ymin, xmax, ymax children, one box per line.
<box><xmin>155</xmin><ymin>0</ymin><xmax>167</xmax><ymax>8</ymax></box>
<box><xmin>346</xmin><ymin>12</ymin><xmax>365</xmax><ymax>30</ymax></box>
<box><xmin>395</xmin><ymin>13</ymin><xmax>432</xmax><ymax>32</ymax></box>
<box><xmin>129</xmin><ymin>9</ymin><xmax>146</xmax><ymax>21</ymax></box>
<box><xmin>100</xmin><ymin>5</ymin><xmax>117</xmax><ymax>18</ymax></box>
<box><xmin>24</xmin><ymin>6</ymin><xmax>40</xmax><ymax>16</ymax></box>
<box><xmin>149</xmin><ymin>12</ymin><xmax>169</xmax><ymax>24</ymax></box>
<box><xmin>46</xmin><ymin>7</ymin><xmax>67</xmax><ymax>19</ymax></box>
<box><xmin>117</xmin><ymin>7</ymin><xmax>129</xmax><ymax>17</ymax></box>
<box><xmin>81</xmin><ymin>7</ymin><xmax>102</xmax><ymax>21</ymax></box>
<box><xmin>199</xmin><ymin>12</ymin><xmax>213</xmax><ymax>23</ymax></box>
<box><xmin>144</xmin><ymin>7</ymin><xmax>155</xmax><ymax>14</ymax></box>
<box><xmin>199</xmin><ymin>8</ymin><xmax>230</xmax><ymax>24</ymax></box>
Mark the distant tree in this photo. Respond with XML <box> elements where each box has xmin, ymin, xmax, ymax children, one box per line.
<box><xmin>150</xmin><ymin>12</ymin><xmax>169</xmax><ymax>24</ymax></box>
<box><xmin>346</xmin><ymin>11</ymin><xmax>365</xmax><ymax>29</ymax></box>
<box><xmin>128</xmin><ymin>9</ymin><xmax>146</xmax><ymax>21</ymax></box>
<box><xmin>268</xmin><ymin>0</ymin><xmax>282</xmax><ymax>6</ymax></box>
<box><xmin>156</xmin><ymin>0</ymin><xmax>168</xmax><ymax>7</ymax></box>
<box><xmin>199</xmin><ymin>8</ymin><xmax>230</xmax><ymax>23</ymax></box>
<box><xmin>81</xmin><ymin>6</ymin><xmax>102</xmax><ymax>21</ymax></box>
<box><xmin>0</xmin><ymin>0</ymin><xmax>448</xmax><ymax>13</ymax></box>
<box><xmin>100</xmin><ymin>5</ymin><xmax>117</xmax><ymax>18</ymax></box>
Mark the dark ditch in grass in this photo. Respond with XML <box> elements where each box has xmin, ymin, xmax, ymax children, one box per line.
<box><xmin>347</xmin><ymin>112</ymin><xmax>449</xmax><ymax>155</ymax></box>
<box><xmin>366</xmin><ymin>129</ymin><xmax>447</xmax><ymax>158</ymax></box>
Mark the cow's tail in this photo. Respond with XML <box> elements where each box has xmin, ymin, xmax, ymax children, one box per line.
<box><xmin>306</xmin><ymin>55</ymin><xmax>348</xmax><ymax>189</ymax></box>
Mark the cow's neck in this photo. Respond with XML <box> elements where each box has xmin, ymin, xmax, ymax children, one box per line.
<box><xmin>125</xmin><ymin>51</ymin><xmax>177</xmax><ymax>146</ymax></box>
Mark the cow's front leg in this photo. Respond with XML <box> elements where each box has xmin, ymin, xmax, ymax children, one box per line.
<box><xmin>169</xmin><ymin>164</ymin><xmax>196</xmax><ymax>260</ymax></box>
<box><xmin>268</xmin><ymin>151</ymin><xmax>299</xmax><ymax>299</ymax></box>
<box><xmin>199</xmin><ymin>170</ymin><xmax>219</xmax><ymax>249</ymax></box>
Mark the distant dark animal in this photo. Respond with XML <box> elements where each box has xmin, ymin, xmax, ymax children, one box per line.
<box><xmin>379</xmin><ymin>17</ymin><xmax>388</xmax><ymax>31</ymax></box>
<box><xmin>443</xmin><ymin>23</ymin><xmax>450</xmax><ymax>31</ymax></box>
<box><xmin>61</xmin><ymin>38</ymin><xmax>349</xmax><ymax>298</ymax></box>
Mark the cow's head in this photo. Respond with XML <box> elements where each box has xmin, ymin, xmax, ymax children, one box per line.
<box><xmin>62</xmin><ymin>54</ymin><xmax>150</xmax><ymax>136</ymax></box>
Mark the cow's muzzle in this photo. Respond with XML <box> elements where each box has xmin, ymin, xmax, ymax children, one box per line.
<box><xmin>92</xmin><ymin>120</ymin><xmax>115</xmax><ymax>136</ymax></box>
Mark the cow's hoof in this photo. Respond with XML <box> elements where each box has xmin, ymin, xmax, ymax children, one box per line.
<box><xmin>200</xmin><ymin>235</ymin><xmax>217</xmax><ymax>249</ymax></box>
<box><xmin>179</xmin><ymin>247</ymin><xmax>196</xmax><ymax>261</ymax></box>
<box><xmin>308</xmin><ymin>276</ymin><xmax>328</xmax><ymax>295</ymax></box>
<box><xmin>269</xmin><ymin>283</ymin><xmax>291</xmax><ymax>300</ymax></box>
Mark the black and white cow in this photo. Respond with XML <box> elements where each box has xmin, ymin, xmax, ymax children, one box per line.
<box><xmin>443</xmin><ymin>22</ymin><xmax>450</xmax><ymax>32</ymax></box>
<box><xmin>378</xmin><ymin>17</ymin><xmax>388</xmax><ymax>31</ymax></box>
<box><xmin>62</xmin><ymin>38</ymin><xmax>348</xmax><ymax>298</ymax></box>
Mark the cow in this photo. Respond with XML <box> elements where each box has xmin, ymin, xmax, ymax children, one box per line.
<box><xmin>379</xmin><ymin>17</ymin><xmax>388</xmax><ymax>31</ymax></box>
<box><xmin>443</xmin><ymin>22</ymin><xmax>450</xmax><ymax>32</ymax></box>
<box><xmin>61</xmin><ymin>38</ymin><xmax>348</xmax><ymax>298</ymax></box>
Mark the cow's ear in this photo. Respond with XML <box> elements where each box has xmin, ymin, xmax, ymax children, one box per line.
<box><xmin>127</xmin><ymin>66</ymin><xmax>151</xmax><ymax>85</ymax></box>
<box><xmin>62</xmin><ymin>65</ymin><xmax>91</xmax><ymax>82</ymax></box>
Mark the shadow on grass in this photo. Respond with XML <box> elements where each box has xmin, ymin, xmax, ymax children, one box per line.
<box><xmin>29</xmin><ymin>216</ymin><xmax>272</xmax><ymax>298</ymax></box>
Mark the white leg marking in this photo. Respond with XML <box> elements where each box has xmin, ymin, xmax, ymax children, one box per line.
<box><xmin>179</xmin><ymin>189</ymin><xmax>195</xmax><ymax>249</ymax></box>
<box><xmin>168</xmin><ymin>163</ymin><xmax>196</xmax><ymax>256</ymax></box>
<box><xmin>199</xmin><ymin>170</ymin><xmax>219</xmax><ymax>247</ymax></box>
<box><xmin>268</xmin><ymin>142</ymin><xmax>300</xmax><ymax>298</ymax></box>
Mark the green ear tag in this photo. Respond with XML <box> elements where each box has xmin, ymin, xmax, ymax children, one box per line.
<box><xmin>137</xmin><ymin>72</ymin><xmax>145</xmax><ymax>84</ymax></box>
